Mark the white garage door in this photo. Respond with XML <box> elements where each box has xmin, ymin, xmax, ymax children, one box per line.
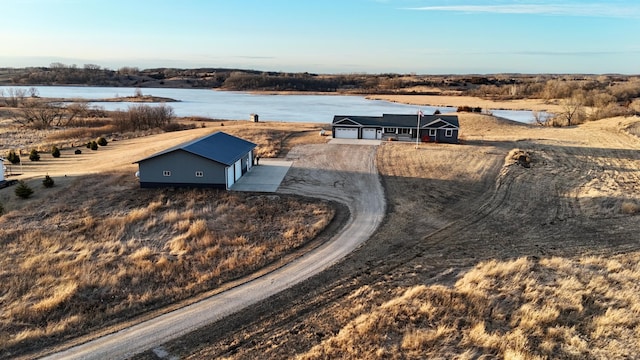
<box><xmin>234</xmin><ymin>159</ymin><xmax>242</xmax><ymax>181</ymax></box>
<box><xmin>226</xmin><ymin>166</ymin><xmax>235</xmax><ymax>189</ymax></box>
<box><xmin>334</xmin><ymin>127</ymin><xmax>358</xmax><ymax>139</ymax></box>
<box><xmin>362</xmin><ymin>128</ymin><xmax>377</xmax><ymax>139</ymax></box>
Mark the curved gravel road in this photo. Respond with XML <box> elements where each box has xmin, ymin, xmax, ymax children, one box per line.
<box><xmin>42</xmin><ymin>143</ymin><xmax>384</xmax><ymax>360</ymax></box>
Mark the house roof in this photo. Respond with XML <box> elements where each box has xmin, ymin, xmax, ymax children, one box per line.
<box><xmin>333</xmin><ymin>114</ymin><xmax>459</xmax><ymax>129</ymax></box>
<box><xmin>136</xmin><ymin>131</ymin><xmax>256</xmax><ymax>166</ymax></box>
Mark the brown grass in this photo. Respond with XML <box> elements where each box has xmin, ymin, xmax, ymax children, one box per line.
<box><xmin>621</xmin><ymin>201</ymin><xmax>640</xmax><ymax>214</ymax></box>
<box><xmin>300</xmin><ymin>253</ymin><xmax>640</xmax><ymax>359</ymax></box>
<box><xmin>0</xmin><ymin>171</ymin><xmax>334</xmax><ymax>356</ymax></box>
<box><xmin>199</xmin><ymin>121</ymin><xmax>330</xmax><ymax>158</ymax></box>
<box><xmin>284</xmin><ymin>115</ymin><xmax>640</xmax><ymax>360</ymax></box>
<box><xmin>367</xmin><ymin>94</ymin><xmax>564</xmax><ymax>113</ymax></box>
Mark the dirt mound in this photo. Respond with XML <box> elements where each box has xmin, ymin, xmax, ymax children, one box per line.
<box><xmin>506</xmin><ymin>148</ymin><xmax>532</xmax><ymax>168</ymax></box>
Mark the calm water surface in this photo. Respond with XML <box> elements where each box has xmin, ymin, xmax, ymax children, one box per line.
<box><xmin>1</xmin><ymin>86</ymin><xmax>544</xmax><ymax>123</ymax></box>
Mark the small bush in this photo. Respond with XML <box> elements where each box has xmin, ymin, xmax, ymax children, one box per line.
<box><xmin>7</xmin><ymin>150</ymin><xmax>20</xmax><ymax>164</ymax></box>
<box><xmin>42</xmin><ymin>175</ymin><xmax>55</xmax><ymax>188</ymax></box>
<box><xmin>456</xmin><ymin>105</ymin><xmax>482</xmax><ymax>113</ymax></box>
<box><xmin>75</xmin><ymin>149</ymin><xmax>82</xmax><ymax>155</ymax></box>
<box><xmin>90</xmin><ymin>141</ymin><xmax>98</xmax><ymax>151</ymax></box>
<box><xmin>29</xmin><ymin>149</ymin><xmax>40</xmax><ymax>161</ymax></box>
<box><xmin>96</xmin><ymin>137</ymin><xmax>108</xmax><ymax>146</ymax></box>
<box><xmin>51</xmin><ymin>146</ymin><xmax>61</xmax><ymax>158</ymax></box>
<box><xmin>163</xmin><ymin>122</ymin><xmax>196</xmax><ymax>132</ymax></box>
<box><xmin>15</xmin><ymin>181</ymin><xmax>34</xmax><ymax>199</ymax></box>
<box><xmin>621</xmin><ymin>201</ymin><xmax>640</xmax><ymax>215</ymax></box>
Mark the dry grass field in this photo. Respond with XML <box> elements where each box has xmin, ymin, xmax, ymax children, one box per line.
<box><xmin>162</xmin><ymin>113</ymin><xmax>640</xmax><ymax>360</ymax></box>
<box><xmin>368</xmin><ymin>94</ymin><xmax>565</xmax><ymax>113</ymax></box>
<box><xmin>0</xmin><ymin>120</ymin><xmax>335</xmax><ymax>358</ymax></box>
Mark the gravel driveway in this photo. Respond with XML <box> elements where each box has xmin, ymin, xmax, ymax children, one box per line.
<box><xmin>42</xmin><ymin>143</ymin><xmax>385</xmax><ymax>360</ymax></box>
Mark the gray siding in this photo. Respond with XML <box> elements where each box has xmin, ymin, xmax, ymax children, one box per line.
<box><xmin>138</xmin><ymin>150</ymin><xmax>227</xmax><ymax>186</ymax></box>
<box><xmin>419</xmin><ymin>129</ymin><xmax>459</xmax><ymax>143</ymax></box>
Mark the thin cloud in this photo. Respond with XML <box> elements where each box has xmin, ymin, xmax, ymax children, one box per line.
<box><xmin>513</xmin><ymin>49</ymin><xmax>640</xmax><ymax>56</ymax></box>
<box><xmin>406</xmin><ymin>3</ymin><xmax>640</xmax><ymax>18</ymax></box>
<box><xmin>233</xmin><ymin>56</ymin><xmax>276</xmax><ymax>60</ymax></box>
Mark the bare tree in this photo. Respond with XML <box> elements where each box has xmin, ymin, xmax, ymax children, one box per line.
<box><xmin>15</xmin><ymin>100</ymin><xmax>65</xmax><ymax>129</ymax></box>
<box><xmin>83</xmin><ymin>64</ymin><xmax>101</xmax><ymax>72</ymax></box>
<box><xmin>49</xmin><ymin>62</ymin><xmax>67</xmax><ymax>69</ymax></box>
<box><xmin>4</xmin><ymin>88</ymin><xmax>27</xmax><ymax>107</ymax></box>
<box><xmin>532</xmin><ymin>110</ymin><xmax>551</xmax><ymax>126</ymax></box>
<box><xmin>112</xmin><ymin>104</ymin><xmax>174</xmax><ymax>132</ymax></box>
<box><xmin>65</xmin><ymin>102</ymin><xmax>90</xmax><ymax>125</ymax></box>
<box><xmin>559</xmin><ymin>93</ymin><xmax>586</xmax><ymax>126</ymax></box>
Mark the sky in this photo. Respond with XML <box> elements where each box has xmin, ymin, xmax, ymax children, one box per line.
<box><xmin>1</xmin><ymin>0</ymin><xmax>638</xmax><ymax>74</ymax></box>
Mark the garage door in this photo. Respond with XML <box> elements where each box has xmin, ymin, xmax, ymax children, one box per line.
<box><xmin>234</xmin><ymin>159</ymin><xmax>242</xmax><ymax>181</ymax></box>
<box><xmin>226</xmin><ymin>166</ymin><xmax>235</xmax><ymax>189</ymax></box>
<box><xmin>334</xmin><ymin>127</ymin><xmax>358</xmax><ymax>139</ymax></box>
<box><xmin>362</xmin><ymin>128</ymin><xmax>377</xmax><ymax>139</ymax></box>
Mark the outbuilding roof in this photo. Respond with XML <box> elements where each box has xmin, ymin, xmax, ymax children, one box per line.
<box><xmin>333</xmin><ymin>114</ymin><xmax>459</xmax><ymax>129</ymax></box>
<box><xmin>135</xmin><ymin>131</ymin><xmax>256</xmax><ymax>166</ymax></box>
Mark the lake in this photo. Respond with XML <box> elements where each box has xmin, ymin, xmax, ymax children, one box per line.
<box><xmin>0</xmin><ymin>86</ymin><xmax>546</xmax><ymax>123</ymax></box>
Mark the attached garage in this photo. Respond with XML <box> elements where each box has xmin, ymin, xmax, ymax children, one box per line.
<box><xmin>362</xmin><ymin>128</ymin><xmax>377</xmax><ymax>139</ymax></box>
<box><xmin>334</xmin><ymin>127</ymin><xmax>358</xmax><ymax>139</ymax></box>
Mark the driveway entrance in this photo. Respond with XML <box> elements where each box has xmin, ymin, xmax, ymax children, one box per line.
<box><xmin>231</xmin><ymin>159</ymin><xmax>293</xmax><ymax>192</ymax></box>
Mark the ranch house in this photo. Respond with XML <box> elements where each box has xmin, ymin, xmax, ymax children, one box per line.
<box><xmin>135</xmin><ymin>131</ymin><xmax>256</xmax><ymax>189</ymax></box>
<box><xmin>332</xmin><ymin>113</ymin><xmax>460</xmax><ymax>143</ymax></box>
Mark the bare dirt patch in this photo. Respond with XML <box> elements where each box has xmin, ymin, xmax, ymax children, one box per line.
<box><xmin>152</xmin><ymin>114</ymin><xmax>640</xmax><ymax>359</ymax></box>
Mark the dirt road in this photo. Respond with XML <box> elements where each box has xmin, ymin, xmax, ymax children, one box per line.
<box><xmin>42</xmin><ymin>143</ymin><xmax>384</xmax><ymax>360</ymax></box>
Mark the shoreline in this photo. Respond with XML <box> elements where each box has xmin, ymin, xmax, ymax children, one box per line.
<box><xmin>366</xmin><ymin>94</ymin><xmax>562</xmax><ymax>113</ymax></box>
<box><xmin>237</xmin><ymin>90</ymin><xmax>561</xmax><ymax>113</ymax></box>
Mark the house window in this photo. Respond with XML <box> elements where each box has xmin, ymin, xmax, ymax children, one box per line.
<box><xmin>163</xmin><ymin>170</ymin><xmax>171</xmax><ymax>177</ymax></box>
<box><xmin>384</xmin><ymin>127</ymin><xmax>396</xmax><ymax>133</ymax></box>
<box><xmin>399</xmin><ymin>128</ymin><xmax>411</xmax><ymax>135</ymax></box>
<box><xmin>195</xmin><ymin>171</ymin><xmax>204</xmax><ymax>177</ymax></box>
<box><xmin>429</xmin><ymin>129</ymin><xmax>437</xmax><ymax>136</ymax></box>
<box><xmin>445</xmin><ymin>129</ymin><xmax>453</xmax><ymax>137</ymax></box>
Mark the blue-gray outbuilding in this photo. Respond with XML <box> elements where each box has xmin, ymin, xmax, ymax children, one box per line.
<box><xmin>135</xmin><ymin>131</ymin><xmax>257</xmax><ymax>189</ymax></box>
